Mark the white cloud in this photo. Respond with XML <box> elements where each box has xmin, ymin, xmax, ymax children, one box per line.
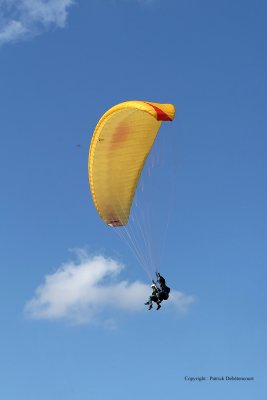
<box><xmin>24</xmin><ymin>251</ymin><xmax>194</xmax><ymax>326</ymax></box>
<box><xmin>0</xmin><ymin>0</ymin><xmax>158</xmax><ymax>45</ymax></box>
<box><xmin>0</xmin><ymin>19</ymin><xmax>28</xmax><ymax>44</ymax></box>
<box><xmin>0</xmin><ymin>0</ymin><xmax>74</xmax><ymax>45</ymax></box>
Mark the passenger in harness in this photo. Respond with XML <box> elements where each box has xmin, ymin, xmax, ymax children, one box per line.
<box><xmin>144</xmin><ymin>283</ymin><xmax>160</xmax><ymax>310</ymax></box>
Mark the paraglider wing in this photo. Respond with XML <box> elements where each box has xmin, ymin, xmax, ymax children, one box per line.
<box><xmin>88</xmin><ymin>101</ymin><xmax>175</xmax><ymax>227</ymax></box>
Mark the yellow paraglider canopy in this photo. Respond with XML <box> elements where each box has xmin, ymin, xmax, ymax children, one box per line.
<box><xmin>88</xmin><ymin>101</ymin><xmax>176</xmax><ymax>227</ymax></box>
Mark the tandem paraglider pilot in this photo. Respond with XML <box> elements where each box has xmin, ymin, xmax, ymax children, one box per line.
<box><xmin>144</xmin><ymin>272</ymin><xmax>170</xmax><ymax>311</ymax></box>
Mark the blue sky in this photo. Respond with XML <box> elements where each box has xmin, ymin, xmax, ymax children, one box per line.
<box><xmin>0</xmin><ymin>0</ymin><xmax>266</xmax><ymax>399</ymax></box>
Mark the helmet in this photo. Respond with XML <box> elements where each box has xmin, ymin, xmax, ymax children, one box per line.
<box><xmin>151</xmin><ymin>284</ymin><xmax>157</xmax><ymax>289</ymax></box>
